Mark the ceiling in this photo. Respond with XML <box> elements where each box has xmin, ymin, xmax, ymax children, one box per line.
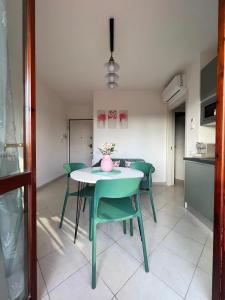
<box><xmin>36</xmin><ymin>0</ymin><xmax>218</xmax><ymax>103</ymax></box>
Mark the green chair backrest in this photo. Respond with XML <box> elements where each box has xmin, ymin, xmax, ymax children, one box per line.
<box><xmin>130</xmin><ymin>162</ymin><xmax>155</xmax><ymax>189</ymax></box>
<box><xmin>93</xmin><ymin>178</ymin><xmax>141</xmax><ymax>216</ymax></box>
<box><xmin>63</xmin><ymin>163</ymin><xmax>87</xmax><ymax>177</ymax></box>
<box><xmin>130</xmin><ymin>162</ymin><xmax>155</xmax><ymax>176</ymax></box>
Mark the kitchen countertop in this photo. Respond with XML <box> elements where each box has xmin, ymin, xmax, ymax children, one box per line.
<box><xmin>184</xmin><ymin>157</ymin><xmax>215</xmax><ymax>165</ymax></box>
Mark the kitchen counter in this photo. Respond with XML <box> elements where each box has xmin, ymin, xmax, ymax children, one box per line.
<box><xmin>184</xmin><ymin>157</ymin><xmax>215</xmax><ymax>165</ymax></box>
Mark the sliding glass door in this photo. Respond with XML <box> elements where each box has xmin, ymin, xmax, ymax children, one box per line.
<box><xmin>0</xmin><ymin>0</ymin><xmax>36</xmax><ymax>299</ymax></box>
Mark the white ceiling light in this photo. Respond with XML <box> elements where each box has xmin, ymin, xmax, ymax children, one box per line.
<box><xmin>105</xmin><ymin>18</ymin><xmax>119</xmax><ymax>88</ymax></box>
<box><xmin>107</xmin><ymin>82</ymin><xmax>119</xmax><ymax>89</ymax></box>
<box><xmin>105</xmin><ymin>72</ymin><xmax>119</xmax><ymax>82</ymax></box>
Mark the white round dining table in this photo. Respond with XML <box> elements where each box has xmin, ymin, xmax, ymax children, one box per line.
<box><xmin>70</xmin><ymin>167</ymin><xmax>144</xmax><ymax>184</ymax></box>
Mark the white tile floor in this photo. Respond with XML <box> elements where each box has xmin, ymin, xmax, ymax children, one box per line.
<box><xmin>37</xmin><ymin>178</ymin><xmax>213</xmax><ymax>300</ymax></box>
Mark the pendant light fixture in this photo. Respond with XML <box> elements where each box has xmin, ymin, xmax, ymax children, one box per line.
<box><xmin>105</xmin><ymin>18</ymin><xmax>119</xmax><ymax>88</ymax></box>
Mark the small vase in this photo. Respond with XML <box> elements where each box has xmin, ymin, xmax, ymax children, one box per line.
<box><xmin>100</xmin><ymin>155</ymin><xmax>113</xmax><ymax>172</ymax></box>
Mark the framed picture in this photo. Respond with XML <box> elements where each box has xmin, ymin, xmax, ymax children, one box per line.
<box><xmin>119</xmin><ymin>110</ymin><xmax>128</xmax><ymax>128</ymax></box>
<box><xmin>108</xmin><ymin>110</ymin><xmax>117</xmax><ymax>129</ymax></box>
<box><xmin>97</xmin><ymin>110</ymin><xmax>106</xmax><ymax>128</ymax></box>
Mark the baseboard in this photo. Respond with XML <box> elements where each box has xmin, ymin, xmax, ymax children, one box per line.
<box><xmin>37</xmin><ymin>175</ymin><xmax>64</xmax><ymax>190</ymax></box>
<box><xmin>152</xmin><ymin>182</ymin><xmax>167</xmax><ymax>186</ymax></box>
<box><xmin>186</xmin><ymin>205</ymin><xmax>213</xmax><ymax>231</ymax></box>
<box><xmin>175</xmin><ymin>179</ymin><xmax>184</xmax><ymax>184</ymax></box>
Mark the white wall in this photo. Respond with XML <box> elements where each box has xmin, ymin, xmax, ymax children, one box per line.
<box><xmin>36</xmin><ymin>81</ymin><xmax>67</xmax><ymax>187</ymax></box>
<box><xmin>66</xmin><ymin>103</ymin><xmax>93</xmax><ymax>119</ymax></box>
<box><xmin>93</xmin><ymin>90</ymin><xmax>167</xmax><ymax>183</ymax></box>
<box><xmin>185</xmin><ymin>53</ymin><xmax>216</xmax><ymax>156</ymax></box>
<box><xmin>185</xmin><ymin>57</ymin><xmax>201</xmax><ymax>156</ymax></box>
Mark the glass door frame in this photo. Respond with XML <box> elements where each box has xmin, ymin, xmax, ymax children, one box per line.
<box><xmin>0</xmin><ymin>0</ymin><xmax>36</xmax><ymax>299</ymax></box>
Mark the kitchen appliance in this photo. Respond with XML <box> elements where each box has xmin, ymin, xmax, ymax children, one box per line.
<box><xmin>200</xmin><ymin>95</ymin><xmax>216</xmax><ymax>126</ymax></box>
<box><xmin>195</xmin><ymin>142</ymin><xmax>215</xmax><ymax>158</ymax></box>
<box><xmin>162</xmin><ymin>74</ymin><xmax>187</xmax><ymax>108</ymax></box>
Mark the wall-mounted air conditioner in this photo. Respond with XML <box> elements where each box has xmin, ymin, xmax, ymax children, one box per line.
<box><xmin>162</xmin><ymin>74</ymin><xmax>187</xmax><ymax>108</ymax></box>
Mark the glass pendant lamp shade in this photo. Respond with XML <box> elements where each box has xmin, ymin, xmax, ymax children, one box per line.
<box><xmin>104</xmin><ymin>19</ymin><xmax>119</xmax><ymax>88</ymax></box>
<box><xmin>105</xmin><ymin>72</ymin><xmax>119</xmax><ymax>82</ymax></box>
<box><xmin>107</xmin><ymin>81</ymin><xmax>118</xmax><ymax>89</ymax></box>
<box><xmin>104</xmin><ymin>56</ymin><xmax>120</xmax><ymax>72</ymax></box>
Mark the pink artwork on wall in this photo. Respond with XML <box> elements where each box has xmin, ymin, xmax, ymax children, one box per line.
<box><xmin>108</xmin><ymin>110</ymin><xmax>117</xmax><ymax>129</ymax></box>
<box><xmin>97</xmin><ymin>110</ymin><xmax>106</xmax><ymax>128</ymax></box>
<box><xmin>119</xmin><ymin>110</ymin><xmax>128</xmax><ymax>128</ymax></box>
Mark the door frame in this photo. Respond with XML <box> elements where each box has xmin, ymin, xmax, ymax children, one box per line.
<box><xmin>166</xmin><ymin>109</ymin><xmax>175</xmax><ymax>186</ymax></box>
<box><xmin>174</xmin><ymin>112</ymin><xmax>185</xmax><ymax>182</ymax></box>
<box><xmin>212</xmin><ymin>0</ymin><xmax>225</xmax><ymax>299</ymax></box>
<box><xmin>0</xmin><ymin>0</ymin><xmax>36</xmax><ymax>299</ymax></box>
<box><xmin>166</xmin><ymin>102</ymin><xmax>187</xmax><ymax>186</ymax></box>
<box><xmin>24</xmin><ymin>0</ymin><xmax>37</xmax><ymax>298</ymax></box>
<box><xmin>68</xmin><ymin>118</ymin><xmax>93</xmax><ymax>163</ymax></box>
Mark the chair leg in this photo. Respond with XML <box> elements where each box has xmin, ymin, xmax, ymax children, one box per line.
<box><xmin>123</xmin><ymin>220</ymin><xmax>127</xmax><ymax>234</ymax></box>
<box><xmin>137</xmin><ymin>217</ymin><xmax>142</xmax><ymax>240</ymax></box>
<box><xmin>74</xmin><ymin>182</ymin><xmax>83</xmax><ymax>243</ymax></box>
<box><xmin>149</xmin><ymin>190</ymin><xmax>157</xmax><ymax>223</ymax></box>
<box><xmin>137</xmin><ymin>215</ymin><xmax>149</xmax><ymax>272</ymax></box>
<box><xmin>59</xmin><ymin>192</ymin><xmax>69</xmax><ymax>228</ymax></box>
<box><xmin>92</xmin><ymin>221</ymin><xmax>97</xmax><ymax>289</ymax></box>
<box><xmin>83</xmin><ymin>197</ymin><xmax>87</xmax><ymax>212</ymax></box>
<box><xmin>89</xmin><ymin>199</ymin><xmax>93</xmax><ymax>241</ymax></box>
<box><xmin>130</xmin><ymin>219</ymin><xmax>133</xmax><ymax>236</ymax></box>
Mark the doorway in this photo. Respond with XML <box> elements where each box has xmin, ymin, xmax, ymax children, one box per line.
<box><xmin>166</xmin><ymin>102</ymin><xmax>186</xmax><ymax>186</ymax></box>
<box><xmin>68</xmin><ymin>119</ymin><xmax>93</xmax><ymax>166</ymax></box>
<box><xmin>174</xmin><ymin>111</ymin><xmax>185</xmax><ymax>183</ymax></box>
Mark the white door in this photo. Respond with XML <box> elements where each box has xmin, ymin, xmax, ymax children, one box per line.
<box><xmin>69</xmin><ymin>120</ymin><xmax>93</xmax><ymax>166</ymax></box>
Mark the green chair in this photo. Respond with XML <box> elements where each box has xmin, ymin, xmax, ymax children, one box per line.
<box><xmin>130</xmin><ymin>162</ymin><xmax>157</xmax><ymax>223</ymax></box>
<box><xmin>90</xmin><ymin>178</ymin><xmax>149</xmax><ymax>289</ymax></box>
<box><xmin>59</xmin><ymin>163</ymin><xmax>94</xmax><ymax>228</ymax></box>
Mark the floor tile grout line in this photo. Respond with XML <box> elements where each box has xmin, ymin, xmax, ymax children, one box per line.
<box><xmin>161</xmin><ymin>243</ymin><xmax>202</xmax><ymax>268</ymax></box>
<box><xmin>183</xmin><ymin>233</ymin><xmax>210</xmax><ymax>299</ymax></box>
<box><xmin>149</xmin><ymin>270</ymin><xmax>185</xmax><ymax>299</ymax></box>
<box><xmin>148</xmin><ymin>210</ymin><xmax>186</xmax><ymax>254</ymax></box>
<box><xmin>100</xmin><ymin>275</ymin><xmax>118</xmax><ymax>297</ymax></box>
<box><xmin>85</xmin><ymin>240</ymin><xmax>117</xmax><ymax>262</ymax></box>
<box><xmin>38</xmin><ymin>229</ymin><xmax>89</xmax><ymax>262</ymax></box>
<box><xmin>37</xmin><ymin>259</ymin><xmax>50</xmax><ymax>300</ymax></box>
<box><xmin>160</xmin><ymin>224</ymin><xmax>207</xmax><ymax>266</ymax></box>
<box><xmin>85</xmin><ymin>261</ymin><xmax>116</xmax><ymax>297</ymax></box>
<box><xmin>165</xmin><ymin>208</ymin><xmax>211</xmax><ymax>246</ymax></box>
<box><xmin>46</xmin><ymin>261</ymin><xmax>90</xmax><ymax>295</ymax></box>
<box><xmin>113</xmin><ymin>262</ymin><xmax>143</xmax><ymax>297</ymax></box>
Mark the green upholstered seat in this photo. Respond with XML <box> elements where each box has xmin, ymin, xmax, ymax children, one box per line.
<box><xmin>97</xmin><ymin>197</ymin><xmax>136</xmax><ymax>220</ymax></box>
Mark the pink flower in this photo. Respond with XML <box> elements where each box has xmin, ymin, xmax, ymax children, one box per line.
<box><xmin>119</xmin><ymin>112</ymin><xmax>127</xmax><ymax>121</ymax></box>
<box><xmin>108</xmin><ymin>110</ymin><xmax>117</xmax><ymax>120</ymax></box>
<box><xmin>98</xmin><ymin>113</ymin><xmax>106</xmax><ymax>122</ymax></box>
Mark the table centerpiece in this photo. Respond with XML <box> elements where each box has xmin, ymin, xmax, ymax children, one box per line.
<box><xmin>98</xmin><ymin>143</ymin><xmax>116</xmax><ymax>172</ymax></box>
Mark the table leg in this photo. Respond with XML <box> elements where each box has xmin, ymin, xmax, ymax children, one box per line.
<box><xmin>74</xmin><ymin>181</ymin><xmax>84</xmax><ymax>243</ymax></box>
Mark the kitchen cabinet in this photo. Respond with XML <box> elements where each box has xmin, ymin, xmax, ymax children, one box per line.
<box><xmin>184</xmin><ymin>159</ymin><xmax>214</xmax><ymax>222</ymax></box>
<box><xmin>201</xmin><ymin>57</ymin><xmax>217</xmax><ymax>101</ymax></box>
